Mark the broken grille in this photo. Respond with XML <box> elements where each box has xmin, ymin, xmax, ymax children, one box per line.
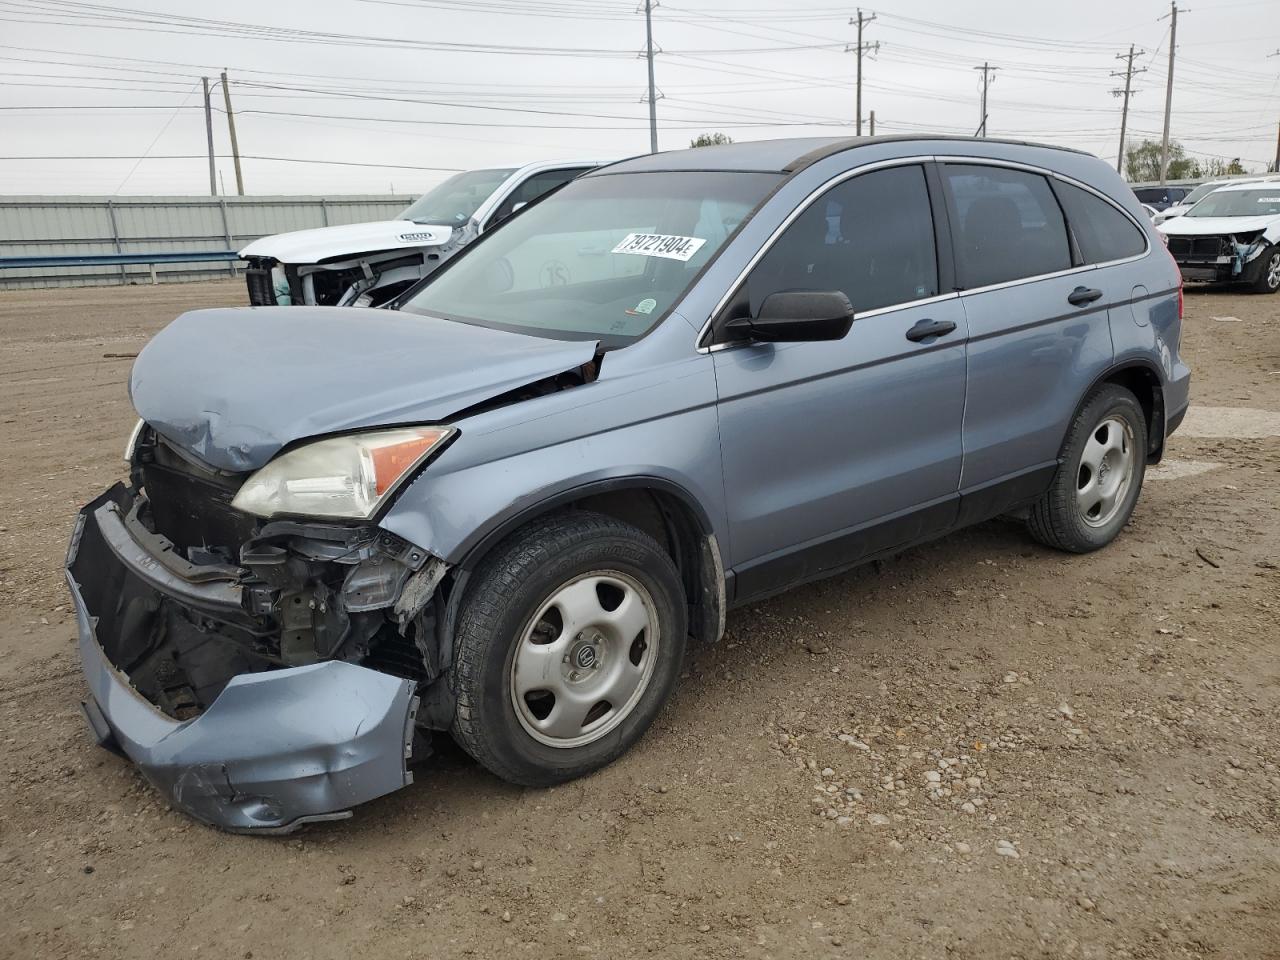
<box><xmin>1166</xmin><ymin>235</ymin><xmax>1232</xmax><ymax>261</ymax></box>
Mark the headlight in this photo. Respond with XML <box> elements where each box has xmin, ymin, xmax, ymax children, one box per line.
<box><xmin>231</xmin><ymin>425</ymin><xmax>454</xmax><ymax>520</ymax></box>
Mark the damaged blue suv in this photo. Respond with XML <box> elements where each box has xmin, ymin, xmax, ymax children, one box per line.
<box><xmin>67</xmin><ymin>136</ymin><xmax>1190</xmax><ymax>832</ymax></box>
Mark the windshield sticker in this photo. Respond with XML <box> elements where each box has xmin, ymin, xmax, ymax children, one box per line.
<box><xmin>1258</xmin><ymin>197</ymin><xmax>1280</xmax><ymax>203</ymax></box>
<box><xmin>625</xmin><ymin>297</ymin><xmax>658</xmax><ymax>317</ymax></box>
<box><xmin>611</xmin><ymin>233</ymin><xmax>707</xmax><ymax>262</ymax></box>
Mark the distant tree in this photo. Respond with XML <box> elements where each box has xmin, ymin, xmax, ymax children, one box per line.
<box><xmin>1124</xmin><ymin>138</ymin><xmax>1202</xmax><ymax>181</ymax></box>
<box><xmin>690</xmin><ymin>132</ymin><xmax>734</xmax><ymax>148</ymax></box>
<box><xmin>1185</xmin><ymin>155</ymin><xmax>1250</xmax><ymax>179</ymax></box>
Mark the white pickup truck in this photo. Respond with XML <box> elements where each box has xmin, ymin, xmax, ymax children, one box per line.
<box><xmin>240</xmin><ymin>160</ymin><xmax>602</xmax><ymax>307</ymax></box>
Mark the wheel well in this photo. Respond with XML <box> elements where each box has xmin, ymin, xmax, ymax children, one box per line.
<box><xmin>1101</xmin><ymin>364</ymin><xmax>1165</xmax><ymax>462</ymax></box>
<box><xmin>459</xmin><ymin>485</ymin><xmax>722</xmax><ymax>649</ymax></box>
<box><xmin>569</xmin><ymin>488</ymin><xmax>716</xmax><ymax>640</ymax></box>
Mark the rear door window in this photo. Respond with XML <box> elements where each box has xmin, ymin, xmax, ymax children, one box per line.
<box><xmin>942</xmin><ymin>164</ymin><xmax>1072</xmax><ymax>289</ymax></box>
<box><xmin>744</xmin><ymin>163</ymin><xmax>939</xmax><ymax>316</ymax></box>
<box><xmin>1053</xmin><ymin>181</ymin><xmax>1147</xmax><ymax>264</ymax></box>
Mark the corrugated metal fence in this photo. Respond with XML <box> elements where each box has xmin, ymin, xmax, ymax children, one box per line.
<box><xmin>0</xmin><ymin>194</ymin><xmax>414</xmax><ymax>289</ymax></box>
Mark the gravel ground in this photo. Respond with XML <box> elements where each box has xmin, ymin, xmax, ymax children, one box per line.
<box><xmin>1</xmin><ymin>279</ymin><xmax>1278</xmax><ymax>960</ymax></box>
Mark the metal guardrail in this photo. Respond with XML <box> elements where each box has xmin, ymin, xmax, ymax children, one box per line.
<box><xmin>0</xmin><ymin>250</ymin><xmax>240</xmax><ymax>284</ymax></box>
<box><xmin>0</xmin><ymin>193</ymin><xmax>412</xmax><ymax>290</ymax></box>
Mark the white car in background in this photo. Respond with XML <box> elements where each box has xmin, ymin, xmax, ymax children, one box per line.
<box><xmin>1153</xmin><ymin>175</ymin><xmax>1280</xmax><ymax>226</ymax></box>
<box><xmin>1158</xmin><ymin>182</ymin><xmax>1280</xmax><ymax>293</ymax></box>
<box><xmin>240</xmin><ymin>160</ymin><xmax>603</xmax><ymax>307</ymax></box>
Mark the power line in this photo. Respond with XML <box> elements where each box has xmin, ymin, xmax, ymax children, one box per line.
<box><xmin>0</xmin><ymin>153</ymin><xmax>467</xmax><ymax>170</ymax></box>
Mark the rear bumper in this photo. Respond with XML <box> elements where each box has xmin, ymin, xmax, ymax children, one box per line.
<box><xmin>66</xmin><ymin>486</ymin><xmax>419</xmax><ymax>834</ymax></box>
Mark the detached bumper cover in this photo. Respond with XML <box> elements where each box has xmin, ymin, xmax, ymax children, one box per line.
<box><xmin>66</xmin><ymin>487</ymin><xmax>419</xmax><ymax>834</ymax></box>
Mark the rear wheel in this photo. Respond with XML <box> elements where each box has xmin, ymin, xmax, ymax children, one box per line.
<box><xmin>1250</xmin><ymin>246</ymin><xmax>1280</xmax><ymax>294</ymax></box>
<box><xmin>450</xmin><ymin>511</ymin><xmax>686</xmax><ymax>786</ymax></box>
<box><xmin>1028</xmin><ymin>384</ymin><xmax>1147</xmax><ymax>553</ymax></box>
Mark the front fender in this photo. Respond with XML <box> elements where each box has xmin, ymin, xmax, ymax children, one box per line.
<box><xmin>375</xmin><ymin>349</ymin><xmax>727</xmax><ymax>566</ymax></box>
<box><xmin>378</xmin><ymin>408</ymin><xmax>726</xmax><ymax>566</ymax></box>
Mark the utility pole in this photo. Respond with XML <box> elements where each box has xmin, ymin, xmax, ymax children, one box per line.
<box><xmin>1110</xmin><ymin>45</ymin><xmax>1146</xmax><ymax>175</ymax></box>
<box><xmin>1158</xmin><ymin>2</ymin><xmax>1182</xmax><ymax>185</ymax></box>
<box><xmin>847</xmin><ymin>9</ymin><xmax>878</xmax><ymax>136</ymax></box>
<box><xmin>1271</xmin><ymin>52</ymin><xmax>1279</xmax><ymax>172</ymax></box>
<box><xmin>643</xmin><ymin>0</ymin><xmax>658</xmax><ymax>154</ymax></box>
<box><xmin>973</xmin><ymin>62</ymin><xmax>998</xmax><ymax>137</ymax></box>
<box><xmin>220</xmin><ymin>69</ymin><xmax>244</xmax><ymax>196</ymax></box>
<box><xmin>201</xmin><ymin>76</ymin><xmax>216</xmax><ymax>196</ymax></box>
<box><xmin>868</xmin><ymin>109</ymin><xmax>875</xmax><ymax>137</ymax></box>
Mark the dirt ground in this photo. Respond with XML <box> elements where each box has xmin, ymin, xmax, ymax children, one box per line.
<box><xmin>1</xmin><ymin>278</ymin><xmax>1278</xmax><ymax>960</ymax></box>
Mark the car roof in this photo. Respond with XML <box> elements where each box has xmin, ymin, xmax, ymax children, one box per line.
<box><xmin>588</xmin><ymin>135</ymin><xmax>1090</xmax><ymax>176</ymax></box>
<box><xmin>1213</xmin><ymin>178</ymin><xmax>1280</xmax><ymax>193</ymax></box>
<box><xmin>505</xmin><ymin>159</ymin><xmax>607</xmax><ymax>176</ymax></box>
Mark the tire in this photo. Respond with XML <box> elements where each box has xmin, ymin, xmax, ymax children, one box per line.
<box><xmin>449</xmin><ymin>510</ymin><xmax>687</xmax><ymax>787</ymax></box>
<box><xmin>1028</xmin><ymin>384</ymin><xmax>1148</xmax><ymax>553</ymax></box>
<box><xmin>1249</xmin><ymin>246</ymin><xmax>1280</xmax><ymax>294</ymax></box>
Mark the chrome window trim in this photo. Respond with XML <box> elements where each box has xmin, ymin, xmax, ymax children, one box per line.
<box><xmin>695</xmin><ymin>152</ymin><xmax>1153</xmax><ymax>352</ymax></box>
<box><xmin>703</xmin><ymin>290</ymin><xmax>962</xmax><ymax>355</ymax></box>
<box><xmin>936</xmin><ymin>156</ymin><xmax>1153</xmax><ymax>291</ymax></box>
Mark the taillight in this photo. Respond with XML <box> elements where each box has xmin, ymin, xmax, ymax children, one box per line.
<box><xmin>1161</xmin><ymin>240</ymin><xmax>1183</xmax><ymax>320</ymax></box>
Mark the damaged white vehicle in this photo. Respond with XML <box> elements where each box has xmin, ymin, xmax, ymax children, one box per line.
<box><xmin>240</xmin><ymin>160</ymin><xmax>601</xmax><ymax>307</ymax></box>
<box><xmin>1158</xmin><ymin>183</ymin><xmax>1280</xmax><ymax>293</ymax></box>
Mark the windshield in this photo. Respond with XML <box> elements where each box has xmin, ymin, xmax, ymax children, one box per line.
<box><xmin>399</xmin><ymin>168</ymin><xmax>517</xmax><ymax>225</ymax></box>
<box><xmin>400</xmin><ymin>170</ymin><xmax>781</xmax><ymax>346</ymax></box>
<box><xmin>1186</xmin><ymin>188</ymin><xmax>1280</xmax><ymax>219</ymax></box>
<box><xmin>1178</xmin><ymin>182</ymin><xmax>1223</xmax><ymax>207</ymax></box>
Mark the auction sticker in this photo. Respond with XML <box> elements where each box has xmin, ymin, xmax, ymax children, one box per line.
<box><xmin>611</xmin><ymin>233</ymin><xmax>707</xmax><ymax>262</ymax></box>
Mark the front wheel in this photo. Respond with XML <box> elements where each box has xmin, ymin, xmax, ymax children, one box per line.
<box><xmin>1028</xmin><ymin>384</ymin><xmax>1148</xmax><ymax>553</ymax></box>
<box><xmin>1250</xmin><ymin>246</ymin><xmax>1280</xmax><ymax>294</ymax></box>
<box><xmin>449</xmin><ymin>511</ymin><xmax>687</xmax><ymax>787</ymax></box>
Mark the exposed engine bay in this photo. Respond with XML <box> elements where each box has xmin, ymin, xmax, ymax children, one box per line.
<box><xmin>79</xmin><ymin>426</ymin><xmax>450</xmax><ymax>721</ymax></box>
<box><xmin>1164</xmin><ymin>229</ymin><xmax>1270</xmax><ymax>282</ymax></box>
<box><xmin>244</xmin><ymin>222</ymin><xmax>474</xmax><ymax>308</ymax></box>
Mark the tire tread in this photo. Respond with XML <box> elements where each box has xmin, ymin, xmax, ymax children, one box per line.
<box><xmin>449</xmin><ymin>510</ymin><xmax>683</xmax><ymax>786</ymax></box>
<box><xmin>1027</xmin><ymin>384</ymin><xmax>1146</xmax><ymax>554</ymax></box>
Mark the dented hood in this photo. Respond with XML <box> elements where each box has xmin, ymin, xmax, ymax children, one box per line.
<box><xmin>238</xmin><ymin>220</ymin><xmax>454</xmax><ymax>264</ymax></box>
<box><xmin>130</xmin><ymin>306</ymin><xmax>598</xmax><ymax>472</ymax></box>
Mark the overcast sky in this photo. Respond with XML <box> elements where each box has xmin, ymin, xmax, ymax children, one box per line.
<box><xmin>2</xmin><ymin>0</ymin><xmax>1277</xmax><ymax>197</ymax></box>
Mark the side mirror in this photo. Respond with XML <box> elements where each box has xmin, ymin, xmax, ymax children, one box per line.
<box><xmin>725</xmin><ymin>290</ymin><xmax>854</xmax><ymax>343</ymax></box>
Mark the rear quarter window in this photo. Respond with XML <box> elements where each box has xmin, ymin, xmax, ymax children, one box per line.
<box><xmin>1053</xmin><ymin>181</ymin><xmax>1147</xmax><ymax>264</ymax></box>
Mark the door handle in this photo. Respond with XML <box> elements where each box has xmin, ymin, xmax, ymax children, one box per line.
<box><xmin>904</xmin><ymin>318</ymin><xmax>957</xmax><ymax>342</ymax></box>
<box><xmin>1068</xmin><ymin>286</ymin><xmax>1103</xmax><ymax>306</ymax></box>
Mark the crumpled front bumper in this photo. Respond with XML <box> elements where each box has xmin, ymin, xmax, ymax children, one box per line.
<box><xmin>66</xmin><ymin>486</ymin><xmax>420</xmax><ymax>834</ymax></box>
